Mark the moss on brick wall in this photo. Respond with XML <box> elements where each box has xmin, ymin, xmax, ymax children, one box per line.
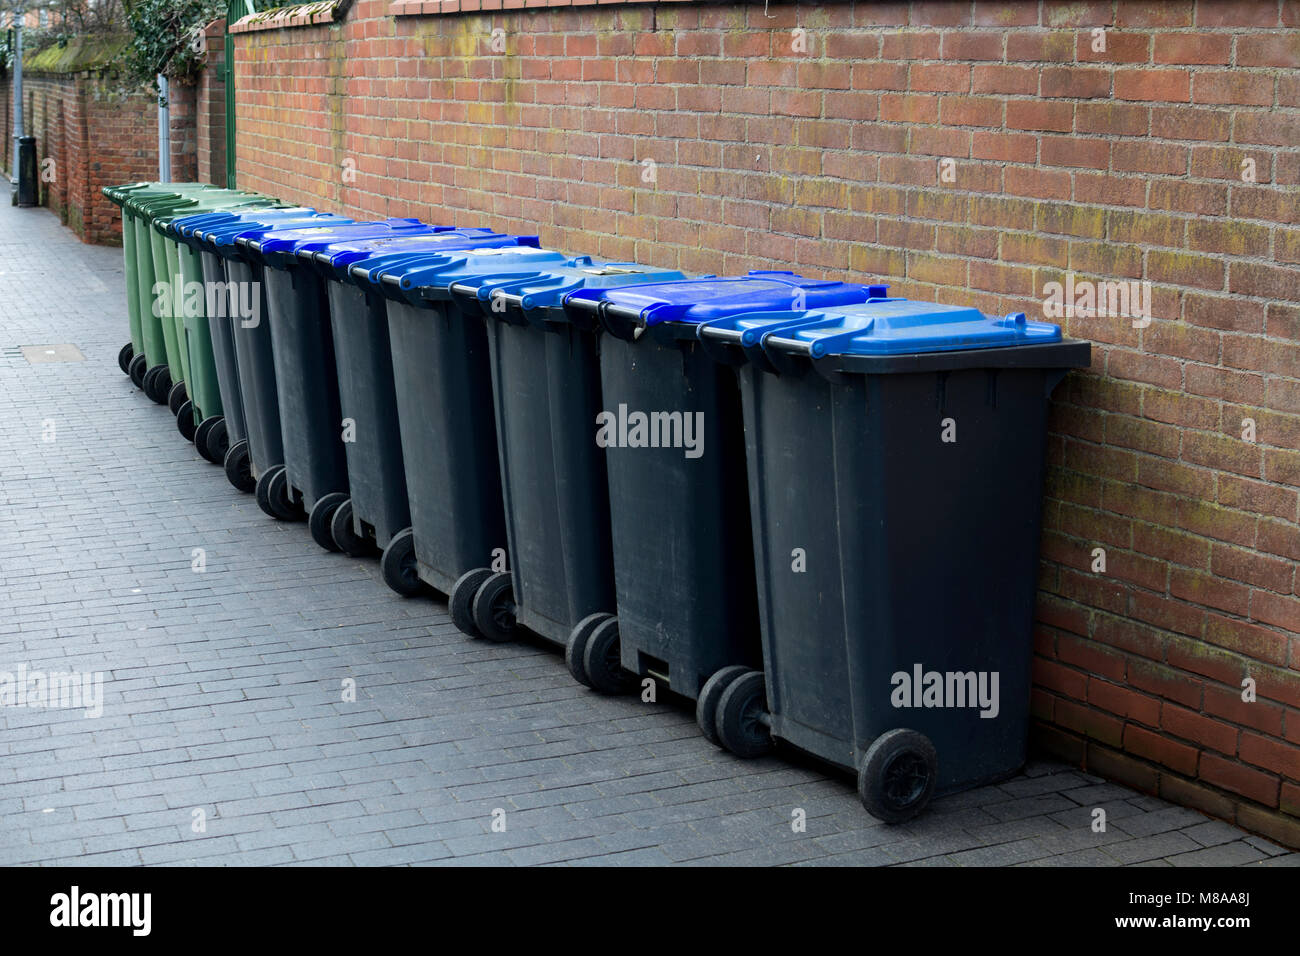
<box><xmin>25</xmin><ymin>35</ymin><xmax>128</xmax><ymax>76</ymax></box>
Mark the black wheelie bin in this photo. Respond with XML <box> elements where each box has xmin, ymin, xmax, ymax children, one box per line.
<box><xmin>236</xmin><ymin>219</ymin><xmax>440</xmax><ymax>534</ymax></box>
<box><xmin>560</xmin><ymin>274</ymin><xmax>881</xmax><ymax>720</ymax></box>
<box><xmin>351</xmin><ymin>245</ymin><xmax>563</xmax><ymax>622</ymax></box>
<box><xmin>444</xmin><ymin>257</ymin><xmax>688</xmax><ymax>653</ymax></box>
<box><xmin>191</xmin><ymin>211</ymin><xmax>354</xmax><ymax>491</ymax></box>
<box><xmin>169</xmin><ymin>207</ymin><xmax>320</xmax><ymax>466</ymax></box>
<box><xmin>301</xmin><ymin>229</ymin><xmax>543</xmax><ymax>560</ymax></box>
<box><xmin>693</xmin><ymin>297</ymin><xmax>1090</xmax><ymax>822</ymax></box>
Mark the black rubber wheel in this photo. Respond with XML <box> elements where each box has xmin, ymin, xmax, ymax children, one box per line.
<box><xmin>565</xmin><ymin>612</ymin><xmax>613</xmax><ymax>688</ymax></box>
<box><xmin>175</xmin><ymin>400</ymin><xmax>197</xmax><ymax>442</ymax></box>
<box><xmin>143</xmin><ymin>364</ymin><xmax>172</xmax><ymax>404</ymax></box>
<box><xmin>470</xmin><ymin>571</ymin><xmax>517</xmax><ymax>643</ymax></box>
<box><xmin>118</xmin><ymin>342</ymin><xmax>134</xmax><ymax>374</ymax></box>
<box><xmin>128</xmin><ymin>353</ymin><xmax>148</xmax><ymax>389</ymax></box>
<box><xmin>857</xmin><ymin>729</ymin><xmax>938</xmax><ymax>824</ymax></box>
<box><xmin>696</xmin><ymin>665</ymin><xmax>751</xmax><ymax>747</ymax></box>
<box><xmin>581</xmin><ymin>616</ymin><xmax>635</xmax><ymax>695</ymax></box>
<box><xmin>168</xmin><ymin>380</ymin><xmax>188</xmax><ymax>415</ymax></box>
<box><xmin>255</xmin><ymin>465</ymin><xmax>301</xmax><ymax>521</ymax></box>
<box><xmin>308</xmin><ymin>492</ymin><xmax>349</xmax><ymax>551</ymax></box>
<box><xmin>449</xmin><ymin>568</ymin><xmax>493</xmax><ymax>638</ymax></box>
<box><xmin>224</xmin><ymin>440</ymin><xmax>255</xmax><ymax>493</ymax></box>
<box><xmin>714</xmin><ymin>669</ymin><xmax>774</xmax><ymax>759</ymax></box>
<box><xmin>380</xmin><ymin>528</ymin><xmax>423</xmax><ymax>596</ymax></box>
<box><xmin>329</xmin><ymin>498</ymin><xmax>371</xmax><ymax>558</ymax></box>
<box><xmin>196</xmin><ymin>416</ymin><xmax>228</xmax><ymax>465</ymax></box>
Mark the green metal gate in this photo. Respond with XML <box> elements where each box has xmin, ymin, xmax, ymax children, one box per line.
<box><xmin>223</xmin><ymin>0</ymin><xmax>255</xmax><ymax>187</ymax></box>
<box><xmin>222</xmin><ymin>0</ymin><xmax>322</xmax><ymax>188</ymax></box>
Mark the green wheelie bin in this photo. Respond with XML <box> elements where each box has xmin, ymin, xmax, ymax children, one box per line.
<box><xmin>138</xmin><ymin>190</ymin><xmax>273</xmax><ymax>411</ymax></box>
<box><xmin>102</xmin><ymin>182</ymin><xmax>216</xmax><ymax>385</ymax></box>
<box><xmin>119</xmin><ymin>186</ymin><xmax>251</xmax><ymax>401</ymax></box>
<box><xmin>163</xmin><ymin>200</ymin><xmax>293</xmax><ymax>449</ymax></box>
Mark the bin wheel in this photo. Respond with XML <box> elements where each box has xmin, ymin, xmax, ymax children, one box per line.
<box><xmin>196</xmin><ymin>416</ymin><xmax>228</xmax><ymax>465</ymax></box>
<box><xmin>714</xmin><ymin>669</ymin><xmax>773</xmax><ymax>759</ymax></box>
<box><xmin>118</xmin><ymin>342</ymin><xmax>134</xmax><ymax>374</ymax></box>
<box><xmin>143</xmin><ymin>365</ymin><xmax>172</xmax><ymax>404</ymax></box>
<box><xmin>167</xmin><ymin>380</ymin><xmax>188</xmax><ymax>416</ymax></box>
<box><xmin>696</xmin><ymin>665</ymin><xmax>752</xmax><ymax>747</ymax></box>
<box><xmin>128</xmin><ymin>353</ymin><xmax>148</xmax><ymax>389</ymax></box>
<box><xmin>582</xmin><ymin>616</ymin><xmax>635</xmax><ymax>696</ymax></box>
<box><xmin>449</xmin><ymin>568</ymin><xmax>493</xmax><ymax>637</ymax></box>
<box><xmin>175</xmin><ymin>400</ymin><xmax>197</xmax><ymax>442</ymax></box>
<box><xmin>565</xmin><ymin>612</ymin><xmax>613</xmax><ymax>688</ymax></box>
<box><xmin>329</xmin><ymin>498</ymin><xmax>372</xmax><ymax>558</ymax></box>
<box><xmin>857</xmin><ymin>729</ymin><xmax>937</xmax><ymax>824</ymax></box>
<box><xmin>308</xmin><ymin>492</ymin><xmax>349</xmax><ymax>552</ymax></box>
<box><xmin>471</xmin><ymin>572</ymin><xmax>518</xmax><ymax>643</ymax></box>
<box><xmin>256</xmin><ymin>465</ymin><xmax>302</xmax><ymax>521</ymax></box>
<box><xmin>380</xmin><ymin>529</ymin><xmax>424</xmax><ymax>597</ymax></box>
<box><xmin>223</xmin><ymin>440</ymin><xmax>255</xmax><ymax>493</ymax></box>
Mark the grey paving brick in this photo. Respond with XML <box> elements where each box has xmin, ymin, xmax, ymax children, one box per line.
<box><xmin>1185</xmin><ymin>820</ymin><xmax>1252</xmax><ymax>848</ymax></box>
<box><xmin>945</xmin><ymin>837</ymin><xmax>1057</xmax><ymax>867</ymax></box>
<box><xmin>1163</xmin><ymin>841</ymin><xmax>1270</xmax><ymax>867</ymax></box>
<box><xmin>1246</xmin><ymin>853</ymin><xmax>1300</xmax><ymax>866</ymax></box>
<box><xmin>1114</xmin><ymin>806</ymin><xmax>1211</xmax><ymax>839</ymax></box>
<box><xmin>1104</xmin><ymin>831</ymin><xmax>1204</xmax><ymax>864</ymax></box>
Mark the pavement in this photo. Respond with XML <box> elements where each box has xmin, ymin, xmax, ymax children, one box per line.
<box><xmin>0</xmin><ymin>198</ymin><xmax>1296</xmax><ymax>867</ymax></box>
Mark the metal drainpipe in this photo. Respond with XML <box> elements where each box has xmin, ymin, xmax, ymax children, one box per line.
<box><xmin>157</xmin><ymin>74</ymin><xmax>171</xmax><ymax>182</ymax></box>
<box><xmin>10</xmin><ymin>7</ymin><xmax>24</xmax><ymax>186</ymax></box>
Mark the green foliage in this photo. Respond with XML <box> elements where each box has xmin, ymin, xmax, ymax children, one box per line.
<box><xmin>120</xmin><ymin>0</ymin><xmax>222</xmax><ymax>99</ymax></box>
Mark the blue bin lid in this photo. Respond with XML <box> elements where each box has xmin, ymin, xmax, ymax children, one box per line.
<box><xmin>713</xmin><ymin>299</ymin><xmax>1062</xmax><ymax>359</ymax></box>
<box><xmin>202</xmin><ymin>213</ymin><xmax>355</xmax><ymax>257</ymax></box>
<box><xmin>308</xmin><ymin>229</ymin><xmax>538</xmax><ymax>281</ymax></box>
<box><xmin>238</xmin><ymin>218</ymin><xmax>435</xmax><ymax>264</ymax></box>
<box><xmin>355</xmin><ymin>246</ymin><xmax>570</xmax><ymax>305</ymax></box>
<box><xmin>461</xmin><ymin>257</ymin><xmax>687</xmax><ymax>314</ymax></box>
<box><xmin>173</xmin><ymin>206</ymin><xmax>317</xmax><ymax>239</ymax></box>
<box><xmin>564</xmin><ymin>271</ymin><xmax>884</xmax><ymax>327</ymax></box>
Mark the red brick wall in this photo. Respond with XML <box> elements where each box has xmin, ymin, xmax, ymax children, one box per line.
<box><xmin>197</xmin><ymin>18</ymin><xmax>230</xmax><ymax>186</ymax></box>
<box><xmin>227</xmin><ymin>0</ymin><xmax>1299</xmax><ymax>846</ymax></box>
<box><xmin>169</xmin><ymin>79</ymin><xmax>200</xmax><ymax>183</ymax></box>
<box><xmin>0</xmin><ymin>70</ymin><xmax>162</xmax><ymax>244</ymax></box>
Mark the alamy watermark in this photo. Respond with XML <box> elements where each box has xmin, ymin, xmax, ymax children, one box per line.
<box><xmin>595</xmin><ymin>404</ymin><xmax>704</xmax><ymax>459</ymax></box>
<box><xmin>50</xmin><ymin>887</ymin><xmax>150</xmax><ymax>936</ymax></box>
<box><xmin>1042</xmin><ymin>274</ymin><xmax>1153</xmax><ymax>328</ymax></box>
<box><xmin>0</xmin><ymin>664</ymin><xmax>104</xmax><ymax>718</ymax></box>
<box><xmin>891</xmin><ymin>664</ymin><xmax>999</xmax><ymax>719</ymax></box>
<box><xmin>152</xmin><ymin>275</ymin><xmax>262</xmax><ymax>328</ymax></box>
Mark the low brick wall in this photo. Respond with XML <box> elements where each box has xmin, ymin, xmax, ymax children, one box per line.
<box><xmin>0</xmin><ymin>37</ymin><xmax>162</xmax><ymax>244</ymax></box>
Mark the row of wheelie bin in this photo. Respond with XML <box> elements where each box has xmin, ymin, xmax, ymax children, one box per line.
<box><xmin>102</xmin><ymin>182</ymin><xmax>1090</xmax><ymax>822</ymax></box>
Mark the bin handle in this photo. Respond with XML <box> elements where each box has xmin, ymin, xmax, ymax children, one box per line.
<box><xmin>486</xmin><ymin>291</ymin><xmax>528</xmax><ymax>319</ymax></box>
<box><xmin>563</xmin><ymin>292</ymin><xmax>603</xmax><ymax>322</ymax></box>
<box><xmin>742</xmin><ymin>315</ymin><xmax>845</xmax><ymax>373</ymax></box>
<box><xmin>598</xmin><ymin>302</ymin><xmax>650</xmax><ymax>342</ymax></box>
<box><xmin>528</xmin><ymin>278</ymin><xmax>583</xmax><ymax>315</ymax></box>
<box><xmin>448</xmin><ymin>273</ymin><xmax>541</xmax><ymax>301</ymax></box>
<box><xmin>695</xmin><ymin>320</ymin><xmax>750</xmax><ymax>368</ymax></box>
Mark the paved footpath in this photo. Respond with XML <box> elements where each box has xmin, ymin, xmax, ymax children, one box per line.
<box><xmin>0</xmin><ymin>201</ymin><xmax>1295</xmax><ymax>867</ymax></box>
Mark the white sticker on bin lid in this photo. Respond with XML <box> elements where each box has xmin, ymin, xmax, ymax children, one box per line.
<box><xmin>580</xmin><ymin>267</ymin><xmax>647</xmax><ymax>276</ymax></box>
